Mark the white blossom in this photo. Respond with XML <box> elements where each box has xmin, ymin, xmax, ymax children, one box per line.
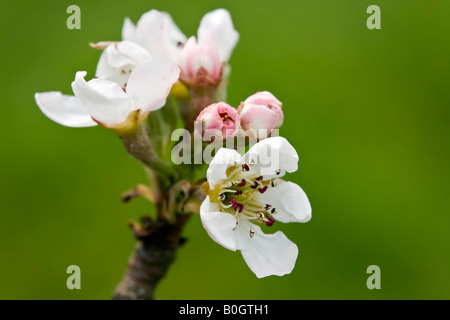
<box><xmin>200</xmin><ymin>137</ymin><xmax>311</xmax><ymax>278</ymax></box>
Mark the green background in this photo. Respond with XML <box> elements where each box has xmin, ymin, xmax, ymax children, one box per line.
<box><xmin>0</xmin><ymin>0</ymin><xmax>449</xmax><ymax>299</ymax></box>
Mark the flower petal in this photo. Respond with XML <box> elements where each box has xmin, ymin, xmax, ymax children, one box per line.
<box><xmin>34</xmin><ymin>92</ymin><xmax>97</xmax><ymax>127</ymax></box>
<box><xmin>206</xmin><ymin>147</ymin><xmax>242</xmax><ymax>186</ymax></box>
<box><xmin>235</xmin><ymin>220</ymin><xmax>298</xmax><ymax>278</ymax></box>
<box><xmin>200</xmin><ymin>196</ymin><xmax>237</xmax><ymax>251</ymax></box>
<box><xmin>122</xmin><ymin>17</ymin><xmax>137</xmax><ymax>43</ymax></box>
<box><xmin>126</xmin><ymin>59</ymin><xmax>180</xmax><ymax>114</ymax></box>
<box><xmin>245</xmin><ymin>136</ymin><xmax>299</xmax><ymax>178</ymax></box>
<box><xmin>95</xmin><ymin>41</ymin><xmax>152</xmax><ymax>87</ymax></box>
<box><xmin>197</xmin><ymin>8</ymin><xmax>239</xmax><ymax>62</ymax></box>
<box><xmin>239</xmin><ymin>103</ymin><xmax>283</xmax><ymax>131</ymax></box>
<box><xmin>71</xmin><ymin>71</ymin><xmax>132</xmax><ymax>125</ymax></box>
<box><xmin>134</xmin><ymin>10</ymin><xmax>186</xmax><ymax>62</ymax></box>
<box><xmin>258</xmin><ymin>181</ymin><xmax>311</xmax><ymax>223</ymax></box>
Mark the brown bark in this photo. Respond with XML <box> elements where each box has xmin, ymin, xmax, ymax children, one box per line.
<box><xmin>112</xmin><ymin>214</ymin><xmax>190</xmax><ymax>300</ymax></box>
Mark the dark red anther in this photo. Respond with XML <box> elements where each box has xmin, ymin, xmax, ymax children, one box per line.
<box><xmin>250</xmin><ymin>181</ymin><xmax>259</xmax><ymax>189</ymax></box>
<box><xmin>266</xmin><ymin>217</ymin><xmax>275</xmax><ymax>226</ymax></box>
<box><xmin>237</xmin><ymin>179</ymin><xmax>246</xmax><ymax>187</ymax></box>
<box><xmin>237</xmin><ymin>203</ymin><xmax>244</xmax><ymax>213</ymax></box>
<box><xmin>242</xmin><ymin>164</ymin><xmax>250</xmax><ymax>172</ymax></box>
<box><xmin>228</xmin><ymin>198</ymin><xmax>239</xmax><ymax>210</ymax></box>
<box><xmin>256</xmin><ymin>176</ymin><xmax>263</xmax><ymax>181</ymax></box>
<box><xmin>258</xmin><ymin>186</ymin><xmax>268</xmax><ymax>194</ymax></box>
<box><xmin>235</xmin><ymin>190</ymin><xmax>243</xmax><ymax>196</ymax></box>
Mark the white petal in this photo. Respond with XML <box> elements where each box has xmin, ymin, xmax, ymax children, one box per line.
<box><xmin>259</xmin><ymin>181</ymin><xmax>311</xmax><ymax>223</ymax></box>
<box><xmin>245</xmin><ymin>136</ymin><xmax>299</xmax><ymax>178</ymax></box>
<box><xmin>122</xmin><ymin>17</ymin><xmax>137</xmax><ymax>43</ymax></box>
<box><xmin>197</xmin><ymin>8</ymin><xmax>239</xmax><ymax>62</ymax></box>
<box><xmin>71</xmin><ymin>71</ymin><xmax>132</xmax><ymax>125</ymax></box>
<box><xmin>95</xmin><ymin>41</ymin><xmax>152</xmax><ymax>87</ymax></box>
<box><xmin>135</xmin><ymin>10</ymin><xmax>186</xmax><ymax>62</ymax></box>
<box><xmin>34</xmin><ymin>92</ymin><xmax>97</xmax><ymax>127</ymax></box>
<box><xmin>206</xmin><ymin>147</ymin><xmax>242</xmax><ymax>186</ymax></box>
<box><xmin>126</xmin><ymin>59</ymin><xmax>180</xmax><ymax>114</ymax></box>
<box><xmin>200</xmin><ymin>196</ymin><xmax>237</xmax><ymax>251</ymax></box>
<box><xmin>235</xmin><ymin>220</ymin><xmax>298</xmax><ymax>278</ymax></box>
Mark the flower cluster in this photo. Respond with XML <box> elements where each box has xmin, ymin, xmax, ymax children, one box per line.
<box><xmin>34</xmin><ymin>8</ymin><xmax>311</xmax><ymax>279</ymax></box>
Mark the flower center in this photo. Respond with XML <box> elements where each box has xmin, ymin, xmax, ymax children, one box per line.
<box><xmin>209</xmin><ymin>163</ymin><xmax>279</xmax><ymax>227</ymax></box>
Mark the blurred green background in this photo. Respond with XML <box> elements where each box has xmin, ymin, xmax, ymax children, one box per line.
<box><xmin>0</xmin><ymin>0</ymin><xmax>449</xmax><ymax>299</ymax></box>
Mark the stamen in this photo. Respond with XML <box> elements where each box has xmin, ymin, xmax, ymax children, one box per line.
<box><xmin>258</xmin><ymin>186</ymin><xmax>268</xmax><ymax>194</ymax></box>
<box><xmin>256</xmin><ymin>176</ymin><xmax>263</xmax><ymax>181</ymax></box>
<box><xmin>219</xmin><ymin>193</ymin><xmax>225</xmax><ymax>200</ymax></box>
<box><xmin>222</xmin><ymin>189</ymin><xmax>237</xmax><ymax>194</ymax></box>
<box><xmin>219</xmin><ymin>202</ymin><xmax>233</xmax><ymax>209</ymax></box>
<box><xmin>242</xmin><ymin>164</ymin><xmax>250</xmax><ymax>172</ymax></box>
<box><xmin>275</xmin><ymin>169</ymin><xmax>281</xmax><ymax>175</ymax></box>
<box><xmin>266</xmin><ymin>217</ymin><xmax>275</xmax><ymax>226</ymax></box>
<box><xmin>249</xmin><ymin>229</ymin><xmax>255</xmax><ymax>238</ymax></box>
<box><xmin>271</xmin><ymin>208</ymin><xmax>277</xmax><ymax>214</ymax></box>
<box><xmin>236</xmin><ymin>203</ymin><xmax>244</xmax><ymax>213</ymax></box>
<box><xmin>265</xmin><ymin>204</ymin><xmax>272</xmax><ymax>210</ymax></box>
<box><xmin>235</xmin><ymin>190</ymin><xmax>243</xmax><ymax>196</ymax></box>
<box><xmin>237</xmin><ymin>179</ymin><xmax>246</xmax><ymax>187</ymax></box>
<box><xmin>250</xmin><ymin>181</ymin><xmax>259</xmax><ymax>189</ymax></box>
<box><xmin>228</xmin><ymin>198</ymin><xmax>237</xmax><ymax>209</ymax></box>
<box><xmin>271</xmin><ymin>180</ymin><xmax>278</xmax><ymax>187</ymax></box>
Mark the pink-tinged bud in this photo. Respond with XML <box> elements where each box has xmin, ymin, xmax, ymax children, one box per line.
<box><xmin>238</xmin><ymin>91</ymin><xmax>284</xmax><ymax>135</ymax></box>
<box><xmin>179</xmin><ymin>36</ymin><xmax>223</xmax><ymax>87</ymax></box>
<box><xmin>196</xmin><ymin>102</ymin><xmax>240</xmax><ymax>139</ymax></box>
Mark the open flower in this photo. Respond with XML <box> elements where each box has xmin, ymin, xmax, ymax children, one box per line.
<box><xmin>196</xmin><ymin>102</ymin><xmax>240</xmax><ymax>140</ymax></box>
<box><xmin>35</xmin><ymin>60</ymin><xmax>180</xmax><ymax>130</ymax></box>
<box><xmin>200</xmin><ymin>137</ymin><xmax>311</xmax><ymax>278</ymax></box>
<box><xmin>239</xmin><ymin>91</ymin><xmax>284</xmax><ymax>136</ymax></box>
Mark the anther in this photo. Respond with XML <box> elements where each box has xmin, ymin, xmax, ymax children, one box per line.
<box><xmin>271</xmin><ymin>208</ymin><xmax>277</xmax><ymax>214</ymax></box>
<box><xmin>237</xmin><ymin>179</ymin><xmax>246</xmax><ymax>187</ymax></box>
<box><xmin>242</xmin><ymin>164</ymin><xmax>250</xmax><ymax>172</ymax></box>
<box><xmin>258</xmin><ymin>186</ymin><xmax>268</xmax><ymax>194</ymax></box>
<box><xmin>250</xmin><ymin>181</ymin><xmax>259</xmax><ymax>189</ymax></box>
<box><xmin>219</xmin><ymin>193</ymin><xmax>225</xmax><ymax>200</ymax></box>
<box><xmin>249</xmin><ymin>229</ymin><xmax>255</xmax><ymax>238</ymax></box>
<box><xmin>265</xmin><ymin>204</ymin><xmax>272</xmax><ymax>210</ymax></box>
<box><xmin>275</xmin><ymin>169</ymin><xmax>281</xmax><ymax>175</ymax></box>
<box><xmin>266</xmin><ymin>217</ymin><xmax>275</xmax><ymax>226</ymax></box>
<box><xmin>236</xmin><ymin>203</ymin><xmax>244</xmax><ymax>213</ymax></box>
<box><xmin>235</xmin><ymin>190</ymin><xmax>243</xmax><ymax>196</ymax></box>
<box><xmin>271</xmin><ymin>180</ymin><xmax>278</xmax><ymax>187</ymax></box>
<box><xmin>256</xmin><ymin>176</ymin><xmax>263</xmax><ymax>181</ymax></box>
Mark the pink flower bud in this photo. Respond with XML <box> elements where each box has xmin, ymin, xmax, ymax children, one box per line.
<box><xmin>238</xmin><ymin>91</ymin><xmax>284</xmax><ymax>134</ymax></box>
<box><xmin>179</xmin><ymin>36</ymin><xmax>223</xmax><ymax>87</ymax></box>
<box><xmin>196</xmin><ymin>102</ymin><xmax>240</xmax><ymax>139</ymax></box>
